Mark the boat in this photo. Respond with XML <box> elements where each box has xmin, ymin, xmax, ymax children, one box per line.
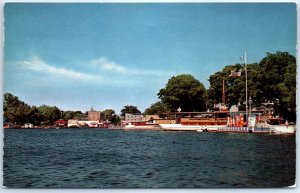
<box><xmin>158</xmin><ymin>111</ymin><xmax>228</xmax><ymax>131</ymax></box>
<box><xmin>124</xmin><ymin>122</ymin><xmax>161</xmax><ymax>130</ymax></box>
<box><xmin>89</xmin><ymin>122</ymin><xmax>99</xmax><ymax>128</ymax></box>
<box><xmin>255</xmin><ymin>117</ymin><xmax>296</xmax><ymax>134</ymax></box>
<box><xmin>159</xmin><ymin>123</ymin><xmax>224</xmax><ymax>131</ymax></box>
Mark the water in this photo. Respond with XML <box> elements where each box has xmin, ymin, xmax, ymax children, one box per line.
<box><xmin>3</xmin><ymin>128</ymin><xmax>295</xmax><ymax>188</ymax></box>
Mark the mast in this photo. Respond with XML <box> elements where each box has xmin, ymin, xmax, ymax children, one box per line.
<box><xmin>222</xmin><ymin>79</ymin><xmax>226</xmax><ymax>105</ymax></box>
<box><xmin>244</xmin><ymin>52</ymin><xmax>248</xmax><ymax>124</ymax></box>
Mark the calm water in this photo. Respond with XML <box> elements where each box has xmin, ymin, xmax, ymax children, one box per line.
<box><xmin>3</xmin><ymin>128</ymin><xmax>295</xmax><ymax>188</ymax></box>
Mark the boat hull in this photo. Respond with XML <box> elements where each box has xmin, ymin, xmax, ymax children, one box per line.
<box><xmin>124</xmin><ymin>124</ymin><xmax>161</xmax><ymax>130</ymax></box>
<box><xmin>255</xmin><ymin>124</ymin><xmax>296</xmax><ymax>134</ymax></box>
<box><xmin>159</xmin><ymin>124</ymin><xmax>226</xmax><ymax>131</ymax></box>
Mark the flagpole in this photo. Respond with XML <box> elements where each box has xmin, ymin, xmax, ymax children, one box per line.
<box><xmin>244</xmin><ymin>52</ymin><xmax>248</xmax><ymax>126</ymax></box>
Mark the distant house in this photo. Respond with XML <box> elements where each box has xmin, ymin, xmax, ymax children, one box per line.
<box><xmin>125</xmin><ymin>113</ymin><xmax>143</xmax><ymax>122</ymax></box>
<box><xmin>144</xmin><ymin>115</ymin><xmax>161</xmax><ymax>123</ymax></box>
<box><xmin>68</xmin><ymin>119</ymin><xmax>79</xmax><ymax>128</ymax></box>
<box><xmin>70</xmin><ymin>107</ymin><xmax>101</xmax><ymax>128</ymax></box>
<box><xmin>144</xmin><ymin>115</ymin><xmax>160</xmax><ymax>121</ymax></box>
<box><xmin>54</xmin><ymin>119</ymin><xmax>67</xmax><ymax>127</ymax></box>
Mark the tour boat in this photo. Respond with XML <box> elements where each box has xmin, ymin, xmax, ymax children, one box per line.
<box><xmin>159</xmin><ymin>124</ymin><xmax>224</xmax><ymax>131</ymax></box>
<box><xmin>124</xmin><ymin>122</ymin><xmax>161</xmax><ymax>130</ymax></box>
<box><xmin>159</xmin><ymin>111</ymin><xmax>228</xmax><ymax>131</ymax></box>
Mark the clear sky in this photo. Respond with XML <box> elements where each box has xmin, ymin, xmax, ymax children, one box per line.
<box><xmin>3</xmin><ymin>3</ymin><xmax>296</xmax><ymax>114</ymax></box>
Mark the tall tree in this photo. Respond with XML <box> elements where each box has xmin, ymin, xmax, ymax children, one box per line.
<box><xmin>278</xmin><ymin>62</ymin><xmax>296</xmax><ymax>121</ymax></box>
<box><xmin>259</xmin><ymin>51</ymin><xmax>296</xmax><ymax>103</ymax></box>
<box><xmin>258</xmin><ymin>52</ymin><xmax>296</xmax><ymax>121</ymax></box>
<box><xmin>158</xmin><ymin>74</ymin><xmax>207</xmax><ymax>112</ymax></box>
<box><xmin>37</xmin><ymin>105</ymin><xmax>62</xmax><ymax>125</ymax></box>
<box><xmin>101</xmin><ymin>109</ymin><xmax>115</xmax><ymax>121</ymax></box>
<box><xmin>144</xmin><ymin>101</ymin><xmax>170</xmax><ymax>115</ymax></box>
<box><xmin>120</xmin><ymin>105</ymin><xmax>141</xmax><ymax>117</ymax></box>
<box><xmin>3</xmin><ymin>93</ymin><xmax>34</xmax><ymax>125</ymax></box>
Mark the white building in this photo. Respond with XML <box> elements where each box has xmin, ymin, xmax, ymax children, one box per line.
<box><xmin>125</xmin><ymin>113</ymin><xmax>143</xmax><ymax>122</ymax></box>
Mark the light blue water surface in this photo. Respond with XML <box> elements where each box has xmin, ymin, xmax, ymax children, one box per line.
<box><xmin>3</xmin><ymin>128</ymin><xmax>295</xmax><ymax>188</ymax></box>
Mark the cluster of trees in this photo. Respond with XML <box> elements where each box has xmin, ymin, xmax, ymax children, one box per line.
<box><xmin>3</xmin><ymin>93</ymin><xmax>123</xmax><ymax>125</ymax></box>
<box><xmin>144</xmin><ymin>51</ymin><xmax>296</xmax><ymax>121</ymax></box>
<box><xmin>143</xmin><ymin>74</ymin><xmax>207</xmax><ymax>115</ymax></box>
<box><xmin>4</xmin><ymin>93</ymin><xmax>62</xmax><ymax>125</ymax></box>
<box><xmin>208</xmin><ymin>51</ymin><xmax>296</xmax><ymax>121</ymax></box>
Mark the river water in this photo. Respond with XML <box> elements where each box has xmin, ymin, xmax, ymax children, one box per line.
<box><xmin>3</xmin><ymin>128</ymin><xmax>295</xmax><ymax>188</ymax></box>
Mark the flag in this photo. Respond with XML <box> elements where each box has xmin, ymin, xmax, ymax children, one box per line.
<box><xmin>229</xmin><ymin>69</ymin><xmax>241</xmax><ymax>77</ymax></box>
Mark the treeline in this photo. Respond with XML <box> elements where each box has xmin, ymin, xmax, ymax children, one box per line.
<box><xmin>144</xmin><ymin>51</ymin><xmax>296</xmax><ymax>121</ymax></box>
<box><xmin>3</xmin><ymin>93</ymin><xmax>125</xmax><ymax>125</ymax></box>
<box><xmin>4</xmin><ymin>93</ymin><xmax>62</xmax><ymax>126</ymax></box>
<box><xmin>4</xmin><ymin>92</ymin><xmax>145</xmax><ymax>126</ymax></box>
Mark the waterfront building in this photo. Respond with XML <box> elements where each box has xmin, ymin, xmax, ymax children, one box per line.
<box><xmin>88</xmin><ymin>107</ymin><xmax>101</xmax><ymax>121</ymax></box>
<box><xmin>54</xmin><ymin>119</ymin><xmax>67</xmax><ymax>127</ymax></box>
<box><xmin>68</xmin><ymin>119</ymin><xmax>79</xmax><ymax>128</ymax></box>
<box><xmin>144</xmin><ymin>115</ymin><xmax>161</xmax><ymax>124</ymax></box>
<box><xmin>68</xmin><ymin>107</ymin><xmax>101</xmax><ymax>128</ymax></box>
<box><xmin>125</xmin><ymin>113</ymin><xmax>143</xmax><ymax>122</ymax></box>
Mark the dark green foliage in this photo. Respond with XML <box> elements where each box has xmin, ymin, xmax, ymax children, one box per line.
<box><xmin>143</xmin><ymin>101</ymin><xmax>170</xmax><ymax>115</ymax></box>
<box><xmin>120</xmin><ymin>105</ymin><xmax>141</xmax><ymax>117</ymax></box>
<box><xmin>101</xmin><ymin>109</ymin><xmax>115</xmax><ymax>121</ymax></box>
<box><xmin>158</xmin><ymin>74</ymin><xmax>207</xmax><ymax>112</ymax></box>
<box><xmin>3</xmin><ymin>93</ymin><xmax>38</xmax><ymax>125</ymax></box>
<box><xmin>36</xmin><ymin>105</ymin><xmax>61</xmax><ymax>125</ymax></box>
<box><xmin>3</xmin><ymin>93</ymin><xmax>63</xmax><ymax>125</ymax></box>
<box><xmin>259</xmin><ymin>52</ymin><xmax>296</xmax><ymax>102</ymax></box>
<box><xmin>62</xmin><ymin>111</ymin><xmax>84</xmax><ymax>120</ymax></box>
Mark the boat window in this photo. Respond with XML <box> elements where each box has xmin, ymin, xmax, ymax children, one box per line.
<box><xmin>267</xmin><ymin>119</ymin><xmax>285</xmax><ymax>125</ymax></box>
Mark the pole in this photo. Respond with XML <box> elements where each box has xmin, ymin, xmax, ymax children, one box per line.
<box><xmin>244</xmin><ymin>52</ymin><xmax>248</xmax><ymax>126</ymax></box>
<box><xmin>222</xmin><ymin>79</ymin><xmax>225</xmax><ymax>105</ymax></box>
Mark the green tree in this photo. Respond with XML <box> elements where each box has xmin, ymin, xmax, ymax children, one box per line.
<box><xmin>62</xmin><ymin>111</ymin><xmax>74</xmax><ymax>121</ymax></box>
<box><xmin>37</xmin><ymin>105</ymin><xmax>62</xmax><ymax>125</ymax></box>
<box><xmin>101</xmin><ymin>109</ymin><xmax>115</xmax><ymax>121</ymax></box>
<box><xmin>144</xmin><ymin>101</ymin><xmax>170</xmax><ymax>115</ymax></box>
<box><xmin>259</xmin><ymin>51</ymin><xmax>296</xmax><ymax>120</ymax></box>
<box><xmin>28</xmin><ymin>106</ymin><xmax>41</xmax><ymax>125</ymax></box>
<box><xmin>61</xmin><ymin>111</ymin><xmax>83</xmax><ymax>120</ymax></box>
<box><xmin>120</xmin><ymin>105</ymin><xmax>141</xmax><ymax>117</ymax></box>
<box><xmin>111</xmin><ymin>114</ymin><xmax>121</xmax><ymax>124</ymax></box>
<box><xmin>3</xmin><ymin>93</ymin><xmax>35</xmax><ymax>125</ymax></box>
<box><xmin>158</xmin><ymin>74</ymin><xmax>207</xmax><ymax>112</ymax></box>
<box><xmin>278</xmin><ymin>63</ymin><xmax>296</xmax><ymax>121</ymax></box>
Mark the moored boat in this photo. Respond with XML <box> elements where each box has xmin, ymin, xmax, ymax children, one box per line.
<box><xmin>159</xmin><ymin>111</ymin><xmax>228</xmax><ymax>131</ymax></box>
<box><xmin>124</xmin><ymin>122</ymin><xmax>161</xmax><ymax>130</ymax></box>
<box><xmin>255</xmin><ymin>117</ymin><xmax>296</xmax><ymax>134</ymax></box>
<box><xmin>89</xmin><ymin>122</ymin><xmax>99</xmax><ymax>128</ymax></box>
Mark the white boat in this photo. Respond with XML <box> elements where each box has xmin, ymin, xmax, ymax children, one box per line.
<box><xmin>159</xmin><ymin>124</ymin><xmax>225</xmax><ymax>132</ymax></box>
<box><xmin>89</xmin><ymin>122</ymin><xmax>99</xmax><ymax>128</ymax></box>
<box><xmin>255</xmin><ymin>118</ymin><xmax>296</xmax><ymax>134</ymax></box>
<box><xmin>124</xmin><ymin>122</ymin><xmax>161</xmax><ymax>130</ymax></box>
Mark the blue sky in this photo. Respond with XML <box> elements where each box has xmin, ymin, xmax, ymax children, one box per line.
<box><xmin>4</xmin><ymin>3</ymin><xmax>296</xmax><ymax>114</ymax></box>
